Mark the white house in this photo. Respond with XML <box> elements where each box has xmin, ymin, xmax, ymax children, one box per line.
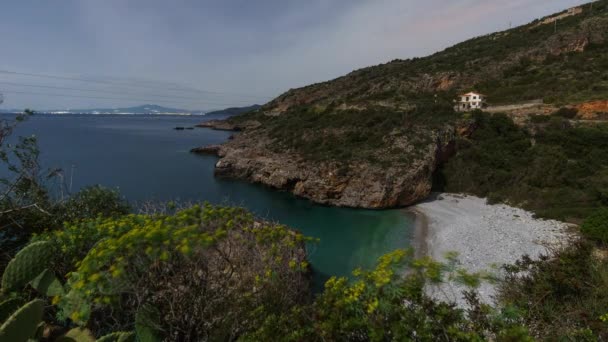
<box><xmin>455</xmin><ymin>92</ymin><xmax>486</xmax><ymax>112</ymax></box>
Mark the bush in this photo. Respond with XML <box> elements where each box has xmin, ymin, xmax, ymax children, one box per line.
<box><xmin>581</xmin><ymin>207</ymin><xmax>608</xmax><ymax>244</ymax></box>
<box><xmin>38</xmin><ymin>204</ymin><xmax>312</xmax><ymax>340</ymax></box>
<box><xmin>247</xmin><ymin>250</ymin><xmax>531</xmax><ymax>341</ymax></box>
<box><xmin>552</xmin><ymin>107</ymin><xmax>579</xmax><ymax>119</ymax></box>
<box><xmin>529</xmin><ymin>114</ymin><xmax>551</xmax><ymax>123</ymax></box>
<box><xmin>498</xmin><ymin>242</ymin><xmax>608</xmax><ymax>339</ymax></box>
<box><xmin>439</xmin><ymin>113</ymin><xmax>608</xmax><ymax>221</ymax></box>
<box><xmin>53</xmin><ymin>185</ymin><xmax>130</xmax><ymax>224</ymax></box>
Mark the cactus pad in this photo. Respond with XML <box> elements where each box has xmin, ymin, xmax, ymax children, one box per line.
<box><xmin>0</xmin><ymin>298</ymin><xmax>22</xmax><ymax>324</ymax></box>
<box><xmin>0</xmin><ymin>299</ymin><xmax>44</xmax><ymax>342</ymax></box>
<box><xmin>30</xmin><ymin>269</ymin><xmax>65</xmax><ymax>297</ymax></box>
<box><xmin>1</xmin><ymin>241</ymin><xmax>53</xmax><ymax>292</ymax></box>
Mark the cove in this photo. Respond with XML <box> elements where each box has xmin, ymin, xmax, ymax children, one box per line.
<box><xmin>6</xmin><ymin>114</ymin><xmax>415</xmax><ymax>287</ymax></box>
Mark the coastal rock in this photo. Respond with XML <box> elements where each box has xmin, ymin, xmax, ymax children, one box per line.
<box><xmin>195</xmin><ymin>120</ymin><xmax>240</xmax><ymax>131</ymax></box>
<box><xmin>190</xmin><ymin>144</ymin><xmax>222</xmax><ymax>155</ymax></box>
<box><xmin>196</xmin><ymin>119</ymin><xmax>262</xmax><ymax>131</ymax></box>
<box><xmin>211</xmin><ymin>127</ymin><xmax>457</xmax><ymax>209</ymax></box>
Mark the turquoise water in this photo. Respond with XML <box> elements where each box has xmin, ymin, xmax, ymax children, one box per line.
<box><xmin>3</xmin><ymin>114</ymin><xmax>414</xmax><ymax>286</ymax></box>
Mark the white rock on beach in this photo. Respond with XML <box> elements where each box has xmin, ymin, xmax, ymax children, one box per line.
<box><xmin>412</xmin><ymin>193</ymin><xmax>575</xmax><ymax>306</ymax></box>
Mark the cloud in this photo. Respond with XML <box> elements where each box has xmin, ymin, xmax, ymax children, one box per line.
<box><xmin>0</xmin><ymin>0</ymin><xmax>590</xmax><ymax>110</ymax></box>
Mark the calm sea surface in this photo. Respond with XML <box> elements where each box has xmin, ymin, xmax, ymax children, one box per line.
<box><xmin>3</xmin><ymin>114</ymin><xmax>414</xmax><ymax>286</ymax></box>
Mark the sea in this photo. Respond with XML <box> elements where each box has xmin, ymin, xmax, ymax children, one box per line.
<box><xmin>1</xmin><ymin>113</ymin><xmax>415</xmax><ymax>288</ymax></box>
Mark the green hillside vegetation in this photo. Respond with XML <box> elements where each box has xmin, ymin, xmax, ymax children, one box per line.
<box><xmin>252</xmin><ymin>1</ymin><xmax>608</xmax><ymax>112</ymax></box>
<box><xmin>229</xmin><ymin>1</ymin><xmax>608</xmax><ymax>169</ymax></box>
<box><xmin>436</xmin><ymin>112</ymin><xmax>608</xmax><ymax>221</ymax></box>
<box><xmin>245</xmin><ymin>101</ymin><xmax>458</xmax><ymax>165</ymax></box>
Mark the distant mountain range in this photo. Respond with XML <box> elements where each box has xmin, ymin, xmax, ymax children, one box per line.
<box><xmin>0</xmin><ymin>104</ymin><xmax>261</xmax><ymax>116</ymax></box>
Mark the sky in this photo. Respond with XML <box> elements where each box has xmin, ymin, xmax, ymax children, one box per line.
<box><xmin>0</xmin><ymin>0</ymin><xmax>593</xmax><ymax>111</ymax></box>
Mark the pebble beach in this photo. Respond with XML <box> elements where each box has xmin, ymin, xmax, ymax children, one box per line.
<box><xmin>412</xmin><ymin>193</ymin><xmax>575</xmax><ymax>306</ymax></box>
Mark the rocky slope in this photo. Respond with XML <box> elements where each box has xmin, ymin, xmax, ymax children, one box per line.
<box><xmin>193</xmin><ymin>1</ymin><xmax>608</xmax><ymax>209</ymax></box>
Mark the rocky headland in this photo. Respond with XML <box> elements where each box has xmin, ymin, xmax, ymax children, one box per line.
<box><xmin>193</xmin><ymin>118</ymin><xmax>464</xmax><ymax>208</ymax></box>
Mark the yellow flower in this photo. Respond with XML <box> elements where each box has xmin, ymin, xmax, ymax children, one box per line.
<box><xmin>70</xmin><ymin>311</ymin><xmax>81</xmax><ymax>322</ymax></box>
<box><xmin>179</xmin><ymin>244</ymin><xmax>191</xmax><ymax>255</ymax></box>
<box><xmin>111</xmin><ymin>268</ymin><xmax>122</xmax><ymax>278</ymax></box>
<box><xmin>88</xmin><ymin>273</ymin><xmax>101</xmax><ymax>282</ymax></box>
<box><xmin>367</xmin><ymin>299</ymin><xmax>379</xmax><ymax>314</ymax></box>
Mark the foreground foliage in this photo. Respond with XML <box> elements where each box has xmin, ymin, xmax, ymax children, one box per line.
<box><xmin>2</xmin><ymin>215</ymin><xmax>537</xmax><ymax>341</ymax></box>
<box><xmin>1</xmin><ymin>113</ymin><xmax>130</xmax><ymax>270</ymax></box>
<box><xmin>1</xmin><ymin>204</ymin><xmax>312</xmax><ymax>341</ymax></box>
<box><xmin>499</xmin><ymin>241</ymin><xmax>608</xmax><ymax>340</ymax></box>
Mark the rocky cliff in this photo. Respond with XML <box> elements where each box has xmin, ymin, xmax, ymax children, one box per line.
<box><xmin>195</xmin><ymin>119</ymin><xmax>461</xmax><ymax>208</ymax></box>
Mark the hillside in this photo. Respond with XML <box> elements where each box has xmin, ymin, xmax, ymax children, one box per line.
<box><xmin>256</xmin><ymin>1</ymin><xmax>607</xmax><ymax>113</ymax></box>
<box><xmin>204</xmin><ymin>104</ymin><xmax>261</xmax><ymax>117</ymax></box>
<box><xmin>196</xmin><ymin>1</ymin><xmax>608</xmax><ymax>212</ymax></box>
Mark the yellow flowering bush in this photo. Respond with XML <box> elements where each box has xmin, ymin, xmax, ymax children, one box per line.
<box><xmin>38</xmin><ymin>203</ymin><xmax>312</xmax><ymax>340</ymax></box>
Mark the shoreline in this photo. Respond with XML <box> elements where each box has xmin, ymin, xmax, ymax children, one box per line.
<box><xmin>407</xmin><ymin>207</ymin><xmax>428</xmax><ymax>259</ymax></box>
<box><xmin>410</xmin><ymin>193</ymin><xmax>574</xmax><ymax>305</ymax></box>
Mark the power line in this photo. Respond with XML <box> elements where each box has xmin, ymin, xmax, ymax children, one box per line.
<box><xmin>0</xmin><ymin>81</ymin><xmax>256</xmax><ymax>106</ymax></box>
<box><xmin>0</xmin><ymin>69</ymin><xmax>269</xmax><ymax>99</ymax></box>
<box><xmin>1</xmin><ymin>90</ymin><xmax>257</xmax><ymax>108</ymax></box>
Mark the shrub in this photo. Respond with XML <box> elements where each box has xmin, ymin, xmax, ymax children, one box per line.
<box><xmin>246</xmin><ymin>250</ymin><xmax>531</xmax><ymax>341</ymax></box>
<box><xmin>41</xmin><ymin>204</ymin><xmax>312</xmax><ymax>340</ymax></box>
<box><xmin>53</xmin><ymin>185</ymin><xmax>130</xmax><ymax>224</ymax></box>
<box><xmin>498</xmin><ymin>242</ymin><xmax>608</xmax><ymax>339</ymax></box>
<box><xmin>581</xmin><ymin>207</ymin><xmax>608</xmax><ymax>244</ymax></box>
<box><xmin>552</xmin><ymin>107</ymin><xmax>579</xmax><ymax>119</ymax></box>
<box><xmin>439</xmin><ymin>114</ymin><xmax>608</xmax><ymax>221</ymax></box>
<box><xmin>529</xmin><ymin>114</ymin><xmax>551</xmax><ymax>123</ymax></box>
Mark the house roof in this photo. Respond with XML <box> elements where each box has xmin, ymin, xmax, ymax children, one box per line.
<box><xmin>461</xmin><ymin>92</ymin><xmax>486</xmax><ymax>96</ymax></box>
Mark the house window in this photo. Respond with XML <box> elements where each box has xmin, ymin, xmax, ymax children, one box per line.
<box><xmin>466</xmin><ymin>96</ymin><xmax>469</xmax><ymax>101</ymax></box>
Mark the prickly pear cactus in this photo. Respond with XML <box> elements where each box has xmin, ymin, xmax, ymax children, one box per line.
<box><xmin>0</xmin><ymin>298</ymin><xmax>22</xmax><ymax>323</ymax></box>
<box><xmin>30</xmin><ymin>268</ymin><xmax>65</xmax><ymax>297</ymax></box>
<box><xmin>1</xmin><ymin>241</ymin><xmax>53</xmax><ymax>293</ymax></box>
<box><xmin>0</xmin><ymin>299</ymin><xmax>44</xmax><ymax>342</ymax></box>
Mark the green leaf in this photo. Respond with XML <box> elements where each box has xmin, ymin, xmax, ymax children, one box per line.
<box><xmin>135</xmin><ymin>306</ymin><xmax>162</xmax><ymax>342</ymax></box>
<box><xmin>57</xmin><ymin>327</ymin><xmax>96</xmax><ymax>342</ymax></box>
<box><xmin>96</xmin><ymin>331</ymin><xmax>135</xmax><ymax>342</ymax></box>
<box><xmin>30</xmin><ymin>269</ymin><xmax>65</xmax><ymax>297</ymax></box>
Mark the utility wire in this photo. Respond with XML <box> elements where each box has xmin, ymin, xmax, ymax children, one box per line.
<box><xmin>1</xmin><ymin>90</ymin><xmax>256</xmax><ymax>108</ymax></box>
<box><xmin>0</xmin><ymin>81</ymin><xmax>256</xmax><ymax>105</ymax></box>
<box><xmin>0</xmin><ymin>69</ymin><xmax>269</xmax><ymax>99</ymax></box>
